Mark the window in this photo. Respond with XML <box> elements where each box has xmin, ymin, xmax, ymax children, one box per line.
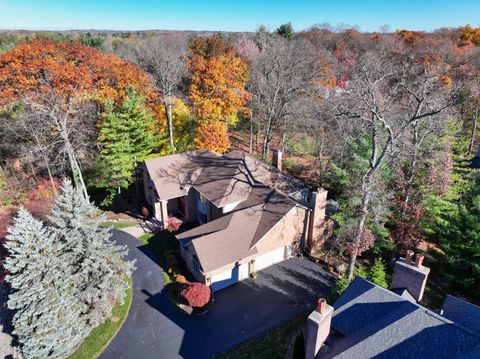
<box><xmin>198</xmin><ymin>211</ymin><xmax>208</xmax><ymax>224</ymax></box>
<box><xmin>192</xmin><ymin>255</ymin><xmax>203</xmax><ymax>274</ymax></box>
<box><xmin>196</xmin><ymin>190</ymin><xmax>209</xmax><ymax>223</ymax></box>
<box><xmin>198</xmin><ymin>192</ymin><xmax>207</xmax><ymax>204</ymax></box>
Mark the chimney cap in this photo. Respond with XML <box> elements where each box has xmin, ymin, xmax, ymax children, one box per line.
<box><xmin>318</xmin><ymin>298</ymin><xmax>327</xmax><ymax>314</ymax></box>
<box><xmin>405</xmin><ymin>250</ymin><xmax>414</xmax><ymax>264</ymax></box>
<box><xmin>415</xmin><ymin>254</ymin><xmax>425</xmax><ymax>268</ymax></box>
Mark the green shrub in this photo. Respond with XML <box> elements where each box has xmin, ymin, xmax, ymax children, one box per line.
<box><xmin>329</xmin><ymin>275</ymin><xmax>351</xmax><ymax>302</ymax></box>
<box><xmin>354</xmin><ymin>265</ymin><xmax>367</xmax><ymax>279</ymax></box>
<box><xmin>368</xmin><ymin>258</ymin><xmax>389</xmax><ymax>288</ymax></box>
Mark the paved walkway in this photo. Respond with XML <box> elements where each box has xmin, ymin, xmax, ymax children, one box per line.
<box><xmin>118</xmin><ymin>224</ymin><xmax>146</xmax><ymax>238</ymax></box>
<box><xmin>0</xmin><ymin>283</ymin><xmax>19</xmax><ymax>358</ymax></box>
<box><xmin>101</xmin><ymin>230</ymin><xmax>335</xmax><ymax>359</ymax></box>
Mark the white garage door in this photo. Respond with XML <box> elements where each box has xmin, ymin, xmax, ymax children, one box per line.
<box><xmin>254</xmin><ymin>246</ymin><xmax>286</xmax><ymax>272</ymax></box>
<box><xmin>210</xmin><ymin>262</ymin><xmax>249</xmax><ymax>292</ymax></box>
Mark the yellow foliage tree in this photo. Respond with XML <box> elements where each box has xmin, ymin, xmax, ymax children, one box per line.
<box><xmin>188</xmin><ymin>51</ymin><xmax>250</xmax><ymax>124</ymax></box>
<box><xmin>188</xmin><ymin>34</ymin><xmax>251</xmax><ymax>153</ymax></box>
<box><xmin>194</xmin><ymin>121</ymin><xmax>231</xmax><ymax>153</ymax></box>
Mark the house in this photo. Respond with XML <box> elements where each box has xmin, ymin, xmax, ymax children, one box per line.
<box><xmin>305</xmin><ymin>252</ymin><xmax>480</xmax><ymax>359</ymax></box>
<box><xmin>143</xmin><ymin>149</ymin><xmax>327</xmax><ymax>291</ymax></box>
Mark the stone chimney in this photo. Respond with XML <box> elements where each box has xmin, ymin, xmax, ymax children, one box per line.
<box><xmin>392</xmin><ymin>252</ymin><xmax>430</xmax><ymax>302</ymax></box>
<box><xmin>272</xmin><ymin>149</ymin><xmax>282</xmax><ymax>171</ymax></box>
<box><xmin>305</xmin><ymin>298</ymin><xmax>333</xmax><ymax>359</ymax></box>
<box><xmin>306</xmin><ymin>188</ymin><xmax>328</xmax><ymax>253</ymax></box>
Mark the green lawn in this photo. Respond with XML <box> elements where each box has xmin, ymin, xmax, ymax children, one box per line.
<box><xmin>138</xmin><ymin>231</ymin><xmax>179</xmax><ymax>266</ymax></box>
<box><xmin>100</xmin><ymin>221</ymin><xmax>138</xmax><ymax>229</ymax></box>
<box><xmin>139</xmin><ymin>231</ymin><xmax>178</xmax><ymax>299</ymax></box>
<box><xmin>67</xmin><ymin>277</ymin><xmax>133</xmax><ymax>359</ymax></box>
<box><xmin>216</xmin><ymin>314</ymin><xmax>308</xmax><ymax>359</ymax></box>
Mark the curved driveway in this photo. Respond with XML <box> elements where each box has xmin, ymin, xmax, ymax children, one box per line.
<box><xmin>101</xmin><ymin>230</ymin><xmax>334</xmax><ymax>359</ymax></box>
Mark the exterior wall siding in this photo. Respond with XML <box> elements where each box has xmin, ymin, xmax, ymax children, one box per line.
<box><xmin>254</xmin><ymin>206</ymin><xmax>307</xmax><ymax>255</ymax></box>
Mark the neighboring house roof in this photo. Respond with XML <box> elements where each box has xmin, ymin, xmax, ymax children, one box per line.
<box><xmin>176</xmin><ymin>185</ymin><xmax>297</xmax><ymax>273</ymax></box>
<box><xmin>144</xmin><ymin>149</ymin><xmax>306</xmax><ymax>205</ymax></box>
<box><xmin>318</xmin><ymin>277</ymin><xmax>480</xmax><ymax>359</ymax></box>
<box><xmin>442</xmin><ymin>295</ymin><xmax>480</xmax><ymax>333</ymax></box>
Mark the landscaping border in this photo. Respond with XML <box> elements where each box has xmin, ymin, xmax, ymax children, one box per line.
<box><xmin>66</xmin><ymin>277</ymin><xmax>133</xmax><ymax>359</ymax></box>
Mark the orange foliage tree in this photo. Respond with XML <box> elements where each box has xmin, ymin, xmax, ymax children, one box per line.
<box><xmin>459</xmin><ymin>25</ymin><xmax>480</xmax><ymax>46</ymax></box>
<box><xmin>188</xmin><ymin>35</ymin><xmax>251</xmax><ymax>153</ymax></box>
<box><xmin>0</xmin><ymin>39</ymin><xmax>159</xmax><ymax>109</ymax></box>
<box><xmin>194</xmin><ymin>121</ymin><xmax>231</xmax><ymax>153</ymax></box>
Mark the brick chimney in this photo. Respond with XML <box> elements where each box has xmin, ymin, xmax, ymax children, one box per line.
<box><xmin>306</xmin><ymin>188</ymin><xmax>328</xmax><ymax>253</ymax></box>
<box><xmin>272</xmin><ymin>149</ymin><xmax>282</xmax><ymax>171</ymax></box>
<box><xmin>392</xmin><ymin>253</ymin><xmax>430</xmax><ymax>302</ymax></box>
<box><xmin>305</xmin><ymin>298</ymin><xmax>333</xmax><ymax>359</ymax></box>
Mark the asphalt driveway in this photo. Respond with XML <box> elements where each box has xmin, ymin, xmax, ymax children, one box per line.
<box><xmin>101</xmin><ymin>230</ymin><xmax>335</xmax><ymax>359</ymax></box>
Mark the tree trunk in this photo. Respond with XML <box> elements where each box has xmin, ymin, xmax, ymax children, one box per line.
<box><xmin>468</xmin><ymin>107</ymin><xmax>478</xmax><ymax>156</ymax></box>
<box><xmin>262</xmin><ymin>135</ymin><xmax>270</xmax><ymax>161</ymax></box>
<box><xmin>58</xmin><ymin>116</ymin><xmax>88</xmax><ymax>199</ymax></box>
<box><xmin>43</xmin><ymin>155</ymin><xmax>57</xmax><ymax>196</ymax></box>
<box><xmin>400</xmin><ymin>125</ymin><xmax>419</xmax><ymax>220</ymax></box>
<box><xmin>347</xmin><ymin>177</ymin><xmax>373</xmax><ymax>280</ymax></box>
<box><xmin>117</xmin><ymin>186</ymin><xmax>122</xmax><ymax>212</ymax></box>
<box><xmin>165</xmin><ymin>99</ymin><xmax>175</xmax><ymax>155</ymax></box>
<box><xmin>249</xmin><ymin>117</ymin><xmax>253</xmax><ymax>154</ymax></box>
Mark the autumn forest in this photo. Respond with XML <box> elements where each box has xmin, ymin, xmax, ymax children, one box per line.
<box><xmin>0</xmin><ymin>25</ymin><xmax>480</xmax><ymax>306</ymax></box>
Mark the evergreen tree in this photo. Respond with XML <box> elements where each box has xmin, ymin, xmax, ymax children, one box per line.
<box><xmin>123</xmin><ymin>86</ymin><xmax>160</xmax><ymax>163</ymax></box>
<box><xmin>329</xmin><ymin>274</ymin><xmax>351</xmax><ymax>302</ymax></box>
<box><xmin>436</xmin><ymin>176</ymin><xmax>480</xmax><ymax>297</ymax></box>
<box><xmin>98</xmin><ymin>98</ymin><xmax>134</xmax><ymax>204</ymax></box>
<box><xmin>48</xmin><ymin>179</ymin><xmax>135</xmax><ymax>326</ymax></box>
<box><xmin>4</xmin><ymin>208</ymin><xmax>89</xmax><ymax>359</ymax></box>
<box><xmin>275</xmin><ymin>22</ymin><xmax>294</xmax><ymax>39</ymax></box>
<box><xmin>368</xmin><ymin>258</ymin><xmax>389</xmax><ymax>288</ymax></box>
<box><xmin>98</xmin><ymin>86</ymin><xmax>159</xmax><ymax>205</ymax></box>
<box><xmin>5</xmin><ymin>180</ymin><xmax>135</xmax><ymax>358</ymax></box>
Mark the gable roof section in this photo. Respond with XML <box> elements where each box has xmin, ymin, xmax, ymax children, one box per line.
<box><xmin>144</xmin><ymin>149</ymin><xmax>306</xmax><ymax>206</ymax></box>
<box><xmin>442</xmin><ymin>295</ymin><xmax>480</xmax><ymax>333</ymax></box>
<box><xmin>193</xmin><ymin>151</ymin><xmax>253</xmax><ymax>207</ymax></box>
<box><xmin>176</xmin><ymin>185</ymin><xmax>297</xmax><ymax>273</ymax></box>
<box><xmin>144</xmin><ymin>150</ymin><xmax>217</xmax><ymax>200</ymax></box>
<box><xmin>319</xmin><ymin>277</ymin><xmax>480</xmax><ymax>359</ymax></box>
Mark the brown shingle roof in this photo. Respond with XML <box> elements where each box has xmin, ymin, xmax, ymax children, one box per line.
<box><xmin>144</xmin><ymin>150</ymin><xmax>306</xmax><ymax>206</ymax></box>
<box><xmin>176</xmin><ymin>185</ymin><xmax>297</xmax><ymax>273</ymax></box>
<box><xmin>146</xmin><ymin>149</ymin><xmax>306</xmax><ymax>273</ymax></box>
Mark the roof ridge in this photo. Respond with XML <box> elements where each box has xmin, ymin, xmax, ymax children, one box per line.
<box><xmin>352</xmin><ymin>278</ymin><xmax>480</xmax><ymax>339</ymax></box>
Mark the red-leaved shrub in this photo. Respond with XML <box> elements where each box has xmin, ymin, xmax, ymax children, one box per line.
<box><xmin>24</xmin><ymin>178</ymin><xmax>60</xmax><ymax>220</ymax></box>
<box><xmin>179</xmin><ymin>282</ymin><xmax>211</xmax><ymax>308</ymax></box>
<box><xmin>166</xmin><ymin>216</ymin><xmax>182</xmax><ymax>233</ymax></box>
<box><xmin>0</xmin><ymin>206</ymin><xmax>16</xmax><ymax>239</ymax></box>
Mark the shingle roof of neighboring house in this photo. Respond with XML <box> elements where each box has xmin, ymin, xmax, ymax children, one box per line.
<box><xmin>318</xmin><ymin>277</ymin><xmax>480</xmax><ymax>359</ymax></box>
<box><xmin>441</xmin><ymin>295</ymin><xmax>480</xmax><ymax>333</ymax></box>
<box><xmin>144</xmin><ymin>150</ymin><xmax>306</xmax><ymax>205</ymax></box>
<box><xmin>176</xmin><ymin>185</ymin><xmax>298</xmax><ymax>273</ymax></box>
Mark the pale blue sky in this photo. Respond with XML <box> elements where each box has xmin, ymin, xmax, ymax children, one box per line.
<box><xmin>0</xmin><ymin>0</ymin><xmax>479</xmax><ymax>32</ymax></box>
